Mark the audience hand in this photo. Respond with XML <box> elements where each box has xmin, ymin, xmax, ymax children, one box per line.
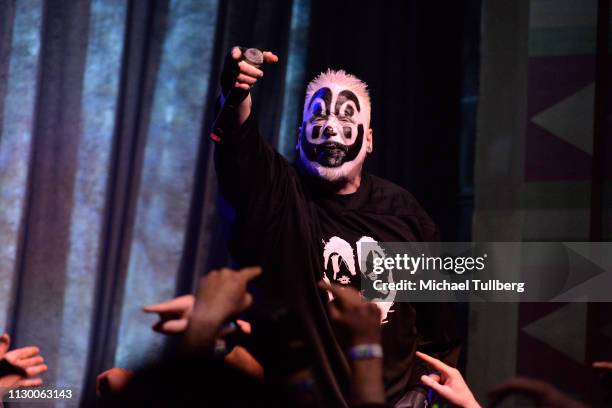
<box><xmin>96</xmin><ymin>367</ymin><xmax>134</xmax><ymax>398</ymax></box>
<box><xmin>219</xmin><ymin>319</ymin><xmax>251</xmax><ymax>338</ymax></box>
<box><xmin>318</xmin><ymin>281</ymin><xmax>381</xmax><ymax>346</ymax></box>
<box><xmin>593</xmin><ymin>361</ymin><xmax>612</xmax><ymax>371</ymax></box>
<box><xmin>143</xmin><ymin>294</ymin><xmax>195</xmax><ymax>334</ymax></box>
<box><xmin>143</xmin><ymin>293</ymin><xmax>254</xmax><ymax>337</ymax></box>
<box><xmin>192</xmin><ymin>266</ymin><xmax>261</xmax><ymax>325</ymax></box>
<box><xmin>184</xmin><ymin>267</ymin><xmax>261</xmax><ymax>351</ymax></box>
<box><xmin>489</xmin><ymin>377</ymin><xmax>587</xmax><ymax>408</ymax></box>
<box><xmin>224</xmin><ymin>346</ymin><xmax>264</xmax><ymax>380</ymax></box>
<box><xmin>0</xmin><ymin>334</ymin><xmax>47</xmax><ymax>397</ymax></box>
<box><xmin>417</xmin><ymin>351</ymin><xmax>480</xmax><ymax>408</ymax></box>
<box><xmin>0</xmin><ymin>334</ymin><xmax>8</xmax><ymax>356</ymax></box>
<box><xmin>319</xmin><ymin>281</ymin><xmax>385</xmax><ymax>405</ymax></box>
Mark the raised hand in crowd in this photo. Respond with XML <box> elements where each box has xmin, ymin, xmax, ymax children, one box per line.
<box><xmin>592</xmin><ymin>361</ymin><xmax>612</xmax><ymax>372</ymax></box>
<box><xmin>184</xmin><ymin>266</ymin><xmax>261</xmax><ymax>352</ymax></box>
<box><xmin>416</xmin><ymin>351</ymin><xmax>480</xmax><ymax>408</ymax></box>
<box><xmin>143</xmin><ymin>281</ymin><xmax>261</xmax><ymax>379</ymax></box>
<box><xmin>96</xmin><ymin>267</ymin><xmax>262</xmax><ymax>404</ymax></box>
<box><xmin>96</xmin><ymin>293</ymin><xmax>195</xmax><ymax>401</ymax></box>
<box><xmin>214</xmin><ymin>319</ymin><xmax>262</xmax><ymax>381</ymax></box>
<box><xmin>96</xmin><ymin>367</ymin><xmax>134</xmax><ymax>402</ymax></box>
<box><xmin>0</xmin><ymin>333</ymin><xmax>48</xmax><ymax>398</ymax></box>
<box><xmin>143</xmin><ymin>294</ymin><xmax>195</xmax><ymax>334</ymax></box>
<box><xmin>593</xmin><ymin>361</ymin><xmax>612</xmax><ymax>403</ymax></box>
<box><xmin>318</xmin><ymin>281</ymin><xmax>382</xmax><ymax>346</ymax></box>
<box><xmin>319</xmin><ymin>281</ymin><xmax>385</xmax><ymax>406</ymax></box>
<box><xmin>489</xmin><ymin>376</ymin><xmax>588</xmax><ymax>408</ymax></box>
<box><xmin>144</xmin><ymin>294</ymin><xmax>252</xmax><ymax>337</ymax></box>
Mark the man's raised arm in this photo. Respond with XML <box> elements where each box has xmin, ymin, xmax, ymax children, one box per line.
<box><xmin>212</xmin><ymin>46</ymin><xmax>278</xmax><ymax>140</ymax></box>
<box><xmin>213</xmin><ymin>46</ymin><xmax>295</xmax><ymax>215</ymax></box>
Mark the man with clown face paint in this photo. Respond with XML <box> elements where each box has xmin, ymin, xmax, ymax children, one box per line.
<box><xmin>213</xmin><ymin>47</ymin><xmax>458</xmax><ymax>408</ymax></box>
<box><xmin>297</xmin><ymin>71</ymin><xmax>372</xmax><ymax>186</ymax></box>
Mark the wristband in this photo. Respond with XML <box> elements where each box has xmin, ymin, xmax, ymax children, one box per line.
<box><xmin>347</xmin><ymin>343</ymin><xmax>383</xmax><ymax>361</ymax></box>
<box><xmin>213</xmin><ymin>339</ymin><xmax>228</xmax><ymax>357</ymax></box>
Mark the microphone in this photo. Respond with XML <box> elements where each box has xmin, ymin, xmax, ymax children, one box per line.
<box><xmin>210</xmin><ymin>48</ymin><xmax>264</xmax><ymax>142</ymax></box>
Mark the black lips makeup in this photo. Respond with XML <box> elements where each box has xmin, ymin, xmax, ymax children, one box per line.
<box><xmin>301</xmin><ymin>87</ymin><xmax>365</xmax><ymax>168</ymax></box>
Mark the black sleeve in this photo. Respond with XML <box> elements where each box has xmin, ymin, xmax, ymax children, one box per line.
<box><xmin>213</xmin><ymin>110</ymin><xmax>297</xmax><ymax>221</ymax></box>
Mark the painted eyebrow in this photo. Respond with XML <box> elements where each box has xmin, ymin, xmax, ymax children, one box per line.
<box><xmin>335</xmin><ymin>90</ymin><xmax>360</xmax><ymax>115</ymax></box>
<box><xmin>308</xmin><ymin>87</ymin><xmax>332</xmax><ymax>115</ymax></box>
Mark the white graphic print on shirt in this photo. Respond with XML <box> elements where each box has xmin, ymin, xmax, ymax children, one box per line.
<box><xmin>321</xmin><ymin>236</ymin><xmax>396</xmax><ymax>323</ymax></box>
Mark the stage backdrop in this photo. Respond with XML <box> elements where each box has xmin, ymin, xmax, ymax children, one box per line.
<box><xmin>469</xmin><ymin>0</ymin><xmax>611</xmax><ymax>405</ymax></box>
<box><xmin>0</xmin><ymin>0</ymin><xmax>479</xmax><ymax>406</ymax></box>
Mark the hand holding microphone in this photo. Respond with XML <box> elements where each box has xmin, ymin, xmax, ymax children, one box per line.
<box><xmin>211</xmin><ymin>46</ymin><xmax>278</xmax><ymax>141</ymax></box>
<box><xmin>223</xmin><ymin>47</ymin><xmax>278</xmax><ymax>93</ymax></box>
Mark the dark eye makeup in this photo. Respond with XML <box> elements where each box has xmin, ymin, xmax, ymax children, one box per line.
<box><xmin>344</xmin><ymin>105</ymin><xmax>354</xmax><ymax>117</ymax></box>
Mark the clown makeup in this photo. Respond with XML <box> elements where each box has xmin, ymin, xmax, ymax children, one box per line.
<box><xmin>297</xmin><ymin>71</ymin><xmax>370</xmax><ymax>183</ymax></box>
<box><xmin>297</xmin><ymin>70</ymin><xmax>370</xmax><ymax>182</ymax></box>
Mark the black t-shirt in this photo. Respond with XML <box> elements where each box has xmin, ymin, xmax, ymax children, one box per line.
<box><xmin>214</xmin><ymin>114</ymin><xmax>457</xmax><ymax>407</ymax></box>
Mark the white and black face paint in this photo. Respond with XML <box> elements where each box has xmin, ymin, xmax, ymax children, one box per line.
<box><xmin>298</xmin><ymin>85</ymin><xmax>368</xmax><ymax>181</ymax></box>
